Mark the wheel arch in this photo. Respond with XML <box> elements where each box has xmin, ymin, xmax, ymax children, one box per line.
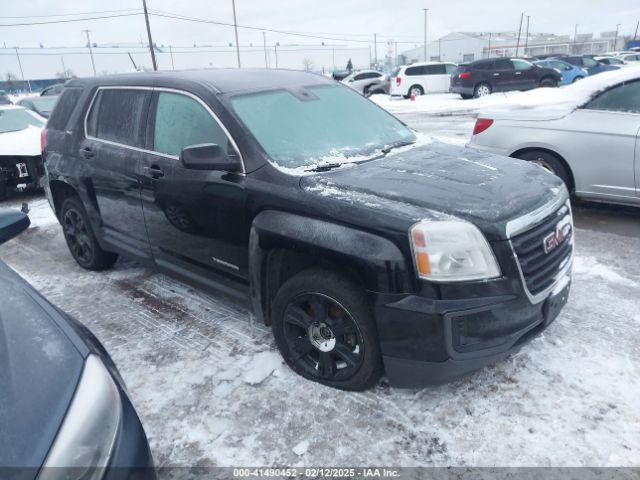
<box><xmin>510</xmin><ymin>147</ymin><xmax>575</xmax><ymax>192</ymax></box>
<box><xmin>249</xmin><ymin>210</ymin><xmax>412</xmax><ymax>325</ymax></box>
<box><xmin>49</xmin><ymin>179</ymin><xmax>80</xmax><ymax>218</ymax></box>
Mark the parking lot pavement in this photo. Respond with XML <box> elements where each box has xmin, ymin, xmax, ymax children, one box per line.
<box><xmin>1</xmin><ymin>186</ymin><xmax>639</xmax><ymax>468</ymax></box>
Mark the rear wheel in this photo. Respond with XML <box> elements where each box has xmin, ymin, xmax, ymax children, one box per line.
<box><xmin>515</xmin><ymin>150</ymin><xmax>571</xmax><ymax>188</ymax></box>
<box><xmin>60</xmin><ymin>196</ymin><xmax>118</xmax><ymax>270</ymax></box>
<box><xmin>408</xmin><ymin>85</ymin><xmax>424</xmax><ymax>97</ymax></box>
<box><xmin>271</xmin><ymin>268</ymin><xmax>383</xmax><ymax>391</ymax></box>
<box><xmin>460</xmin><ymin>93</ymin><xmax>473</xmax><ymax>100</ymax></box>
<box><xmin>540</xmin><ymin>76</ymin><xmax>558</xmax><ymax>88</ymax></box>
<box><xmin>474</xmin><ymin>83</ymin><xmax>492</xmax><ymax>98</ymax></box>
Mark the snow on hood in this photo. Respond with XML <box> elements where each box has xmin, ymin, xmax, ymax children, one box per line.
<box><xmin>479</xmin><ymin>65</ymin><xmax>640</xmax><ymax>121</ymax></box>
<box><xmin>0</xmin><ymin>125</ymin><xmax>43</xmax><ymax>156</ymax></box>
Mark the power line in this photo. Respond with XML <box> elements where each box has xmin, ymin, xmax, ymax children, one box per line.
<box><xmin>0</xmin><ymin>12</ymin><xmax>143</xmax><ymax>27</ymax></box>
<box><xmin>0</xmin><ymin>8</ymin><xmax>142</xmax><ymax>19</ymax></box>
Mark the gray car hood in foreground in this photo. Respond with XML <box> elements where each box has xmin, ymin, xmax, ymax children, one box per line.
<box><xmin>0</xmin><ymin>261</ymin><xmax>84</xmax><ymax>470</ymax></box>
<box><xmin>301</xmin><ymin>142</ymin><xmax>566</xmax><ymax>240</ymax></box>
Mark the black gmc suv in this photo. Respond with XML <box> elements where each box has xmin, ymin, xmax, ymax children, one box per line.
<box><xmin>451</xmin><ymin>57</ymin><xmax>561</xmax><ymax>99</ymax></box>
<box><xmin>43</xmin><ymin>69</ymin><xmax>573</xmax><ymax>390</ymax></box>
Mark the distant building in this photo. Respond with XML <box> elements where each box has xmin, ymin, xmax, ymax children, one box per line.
<box><xmin>399</xmin><ymin>31</ymin><xmax>620</xmax><ymax>65</ymax></box>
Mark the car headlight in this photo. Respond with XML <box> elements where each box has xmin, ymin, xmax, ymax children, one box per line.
<box><xmin>409</xmin><ymin>220</ymin><xmax>501</xmax><ymax>282</ymax></box>
<box><xmin>38</xmin><ymin>355</ymin><xmax>122</xmax><ymax>480</ymax></box>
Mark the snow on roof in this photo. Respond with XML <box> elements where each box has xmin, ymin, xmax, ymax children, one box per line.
<box><xmin>479</xmin><ymin>65</ymin><xmax>640</xmax><ymax>120</ymax></box>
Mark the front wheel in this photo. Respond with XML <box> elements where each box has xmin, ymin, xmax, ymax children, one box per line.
<box><xmin>271</xmin><ymin>268</ymin><xmax>383</xmax><ymax>391</ymax></box>
<box><xmin>60</xmin><ymin>196</ymin><xmax>118</xmax><ymax>270</ymax></box>
<box><xmin>540</xmin><ymin>77</ymin><xmax>558</xmax><ymax>88</ymax></box>
<box><xmin>515</xmin><ymin>150</ymin><xmax>571</xmax><ymax>189</ymax></box>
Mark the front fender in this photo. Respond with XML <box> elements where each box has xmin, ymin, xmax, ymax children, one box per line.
<box><xmin>249</xmin><ymin>210</ymin><xmax>412</xmax><ymax>324</ymax></box>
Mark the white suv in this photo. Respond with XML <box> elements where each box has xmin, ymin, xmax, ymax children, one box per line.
<box><xmin>390</xmin><ymin>62</ymin><xmax>457</xmax><ymax>97</ymax></box>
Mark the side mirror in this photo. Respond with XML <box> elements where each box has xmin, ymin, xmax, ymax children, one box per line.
<box><xmin>180</xmin><ymin>143</ymin><xmax>237</xmax><ymax>172</ymax></box>
<box><xmin>0</xmin><ymin>209</ymin><xmax>30</xmax><ymax>245</ymax></box>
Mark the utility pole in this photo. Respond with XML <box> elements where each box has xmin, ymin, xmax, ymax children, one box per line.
<box><xmin>615</xmin><ymin>24</ymin><xmax>621</xmax><ymax>51</ymax></box>
<box><xmin>262</xmin><ymin>32</ymin><xmax>268</xmax><ymax>68</ymax></box>
<box><xmin>525</xmin><ymin>16</ymin><xmax>530</xmax><ymax>52</ymax></box>
<box><xmin>488</xmin><ymin>32</ymin><xmax>492</xmax><ymax>58</ymax></box>
<box><xmin>573</xmin><ymin>24</ymin><xmax>579</xmax><ymax>54</ymax></box>
<box><xmin>231</xmin><ymin>0</ymin><xmax>241</xmax><ymax>68</ymax></box>
<box><xmin>332</xmin><ymin>47</ymin><xmax>335</xmax><ymax>71</ymax></box>
<box><xmin>373</xmin><ymin>33</ymin><xmax>377</xmax><ymax>67</ymax></box>
<box><xmin>60</xmin><ymin>56</ymin><xmax>67</xmax><ymax>78</ymax></box>
<box><xmin>83</xmin><ymin>30</ymin><xmax>97</xmax><ymax>76</ymax></box>
<box><xmin>423</xmin><ymin>8</ymin><xmax>429</xmax><ymax>61</ymax></box>
<box><xmin>142</xmin><ymin>0</ymin><xmax>157</xmax><ymax>70</ymax></box>
<box><xmin>515</xmin><ymin>12</ymin><xmax>524</xmax><ymax>57</ymax></box>
<box><xmin>394</xmin><ymin>42</ymin><xmax>398</xmax><ymax>66</ymax></box>
<box><xmin>169</xmin><ymin>45</ymin><xmax>175</xmax><ymax>70</ymax></box>
<box><xmin>274</xmin><ymin>42</ymin><xmax>279</xmax><ymax>68</ymax></box>
<box><xmin>634</xmin><ymin>21</ymin><xmax>639</xmax><ymax>40</ymax></box>
<box><xmin>14</xmin><ymin>47</ymin><xmax>31</xmax><ymax>92</ymax></box>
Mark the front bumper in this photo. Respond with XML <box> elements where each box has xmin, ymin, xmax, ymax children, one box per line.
<box><xmin>373</xmin><ymin>277</ymin><xmax>570</xmax><ymax>388</ymax></box>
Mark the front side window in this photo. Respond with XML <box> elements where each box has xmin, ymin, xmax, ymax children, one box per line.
<box><xmin>494</xmin><ymin>59</ymin><xmax>513</xmax><ymax>70</ymax></box>
<box><xmin>87</xmin><ymin>89</ymin><xmax>150</xmax><ymax>147</ymax></box>
<box><xmin>230</xmin><ymin>84</ymin><xmax>415</xmax><ymax>170</ymax></box>
<box><xmin>512</xmin><ymin>59</ymin><xmax>534</xmax><ymax>71</ymax></box>
<box><xmin>405</xmin><ymin>66</ymin><xmax>424</xmax><ymax>76</ymax></box>
<box><xmin>585</xmin><ymin>81</ymin><xmax>640</xmax><ymax>114</ymax></box>
<box><xmin>153</xmin><ymin>92</ymin><xmax>229</xmax><ymax>157</ymax></box>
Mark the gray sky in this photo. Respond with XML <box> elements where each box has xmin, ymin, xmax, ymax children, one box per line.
<box><xmin>1</xmin><ymin>0</ymin><xmax>639</xmax><ymax>79</ymax></box>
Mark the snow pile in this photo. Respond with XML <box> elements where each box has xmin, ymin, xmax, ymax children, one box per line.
<box><xmin>372</xmin><ymin>92</ymin><xmax>523</xmax><ymax>116</ymax></box>
<box><xmin>242</xmin><ymin>350</ymin><xmax>283</xmax><ymax>385</ymax></box>
<box><xmin>573</xmin><ymin>256</ymin><xmax>637</xmax><ymax>288</ymax></box>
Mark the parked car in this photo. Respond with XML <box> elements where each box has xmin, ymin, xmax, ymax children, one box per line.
<box><xmin>0</xmin><ymin>90</ymin><xmax>12</xmax><ymax>105</ymax></box>
<box><xmin>341</xmin><ymin>70</ymin><xmax>385</xmax><ymax>95</ymax></box>
<box><xmin>451</xmin><ymin>58</ymin><xmax>561</xmax><ymax>99</ymax></box>
<box><xmin>534</xmin><ymin>59</ymin><xmax>587</xmax><ymax>85</ymax></box>
<box><xmin>17</xmin><ymin>95</ymin><xmax>59</xmax><ymax>118</ymax></box>
<box><xmin>332</xmin><ymin>70</ymin><xmax>351</xmax><ymax>81</ymax></box>
<box><xmin>41</xmin><ymin>83</ymin><xmax>66</xmax><ymax>96</ymax></box>
<box><xmin>594</xmin><ymin>56</ymin><xmax>627</xmax><ymax>66</ymax></box>
<box><xmin>618</xmin><ymin>53</ymin><xmax>640</xmax><ymax>63</ymax></box>
<box><xmin>390</xmin><ymin>61</ymin><xmax>458</xmax><ymax>97</ymax></box>
<box><xmin>554</xmin><ymin>55</ymin><xmax>619</xmax><ymax>76</ymax></box>
<box><xmin>0</xmin><ymin>208</ymin><xmax>156</xmax><ymax>478</ymax></box>
<box><xmin>44</xmin><ymin>70</ymin><xmax>572</xmax><ymax>390</ymax></box>
<box><xmin>468</xmin><ymin>66</ymin><xmax>640</xmax><ymax>207</ymax></box>
<box><xmin>0</xmin><ymin>105</ymin><xmax>46</xmax><ymax>200</ymax></box>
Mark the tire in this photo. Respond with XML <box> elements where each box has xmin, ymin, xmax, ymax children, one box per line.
<box><xmin>271</xmin><ymin>268</ymin><xmax>383</xmax><ymax>391</ymax></box>
<box><xmin>60</xmin><ymin>196</ymin><xmax>118</xmax><ymax>270</ymax></box>
<box><xmin>460</xmin><ymin>93</ymin><xmax>473</xmax><ymax>100</ymax></box>
<box><xmin>515</xmin><ymin>150</ymin><xmax>571</xmax><ymax>188</ymax></box>
<box><xmin>540</xmin><ymin>76</ymin><xmax>558</xmax><ymax>88</ymax></box>
<box><xmin>572</xmin><ymin>76</ymin><xmax>584</xmax><ymax>83</ymax></box>
<box><xmin>408</xmin><ymin>85</ymin><xmax>424</xmax><ymax>97</ymax></box>
<box><xmin>473</xmin><ymin>83</ymin><xmax>492</xmax><ymax>98</ymax></box>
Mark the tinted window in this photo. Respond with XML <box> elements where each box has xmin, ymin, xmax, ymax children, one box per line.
<box><xmin>473</xmin><ymin>61</ymin><xmax>493</xmax><ymax>70</ymax></box>
<box><xmin>153</xmin><ymin>92</ymin><xmax>229</xmax><ymax>157</ymax></box>
<box><xmin>405</xmin><ymin>66</ymin><xmax>424</xmax><ymax>76</ymax></box>
<box><xmin>87</xmin><ymin>89</ymin><xmax>149</xmax><ymax>147</ymax></box>
<box><xmin>494</xmin><ymin>59</ymin><xmax>513</xmax><ymax>70</ymax></box>
<box><xmin>585</xmin><ymin>81</ymin><xmax>640</xmax><ymax>113</ymax></box>
<box><xmin>48</xmin><ymin>87</ymin><xmax>82</xmax><ymax>131</ymax></box>
<box><xmin>424</xmin><ymin>64</ymin><xmax>446</xmax><ymax>75</ymax></box>
<box><xmin>583</xmin><ymin>58</ymin><xmax>598</xmax><ymax>67</ymax></box>
<box><xmin>549</xmin><ymin>61</ymin><xmax>568</xmax><ymax>70</ymax></box>
<box><xmin>512</xmin><ymin>59</ymin><xmax>533</xmax><ymax>71</ymax></box>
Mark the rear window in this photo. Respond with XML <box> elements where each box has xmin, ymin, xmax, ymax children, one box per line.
<box><xmin>86</xmin><ymin>88</ymin><xmax>150</xmax><ymax>147</ymax></box>
<box><xmin>0</xmin><ymin>108</ymin><xmax>45</xmax><ymax>133</ymax></box>
<box><xmin>47</xmin><ymin>87</ymin><xmax>82</xmax><ymax>130</ymax></box>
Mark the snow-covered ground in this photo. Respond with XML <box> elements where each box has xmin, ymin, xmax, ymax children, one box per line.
<box><xmin>0</xmin><ymin>92</ymin><xmax>639</xmax><ymax>468</ymax></box>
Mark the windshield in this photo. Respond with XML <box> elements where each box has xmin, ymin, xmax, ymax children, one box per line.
<box><xmin>0</xmin><ymin>108</ymin><xmax>45</xmax><ymax>133</ymax></box>
<box><xmin>230</xmin><ymin>84</ymin><xmax>415</xmax><ymax>170</ymax></box>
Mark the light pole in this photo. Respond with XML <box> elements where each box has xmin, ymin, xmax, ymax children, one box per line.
<box><xmin>60</xmin><ymin>56</ymin><xmax>67</xmax><ymax>79</ymax></box>
<box><xmin>615</xmin><ymin>24</ymin><xmax>621</xmax><ymax>51</ymax></box>
<box><xmin>573</xmin><ymin>24</ymin><xmax>579</xmax><ymax>54</ymax></box>
<box><xmin>14</xmin><ymin>47</ymin><xmax>31</xmax><ymax>92</ymax></box>
<box><xmin>515</xmin><ymin>12</ymin><xmax>524</xmax><ymax>57</ymax></box>
<box><xmin>142</xmin><ymin>0</ymin><xmax>157</xmax><ymax>71</ymax></box>
<box><xmin>423</xmin><ymin>8</ymin><xmax>429</xmax><ymax>61</ymax></box>
<box><xmin>262</xmin><ymin>31</ymin><xmax>268</xmax><ymax>68</ymax></box>
<box><xmin>83</xmin><ymin>30</ymin><xmax>97</xmax><ymax>76</ymax></box>
<box><xmin>274</xmin><ymin>42</ymin><xmax>279</xmax><ymax>68</ymax></box>
<box><xmin>373</xmin><ymin>33</ymin><xmax>377</xmax><ymax>67</ymax></box>
<box><xmin>169</xmin><ymin>45</ymin><xmax>175</xmax><ymax>70</ymax></box>
<box><xmin>525</xmin><ymin>16</ymin><xmax>530</xmax><ymax>52</ymax></box>
<box><xmin>231</xmin><ymin>0</ymin><xmax>241</xmax><ymax>68</ymax></box>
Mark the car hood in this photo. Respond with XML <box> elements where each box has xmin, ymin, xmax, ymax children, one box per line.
<box><xmin>0</xmin><ymin>125</ymin><xmax>43</xmax><ymax>156</ymax></box>
<box><xmin>0</xmin><ymin>261</ymin><xmax>84</xmax><ymax>469</ymax></box>
<box><xmin>300</xmin><ymin>142</ymin><xmax>566</xmax><ymax>240</ymax></box>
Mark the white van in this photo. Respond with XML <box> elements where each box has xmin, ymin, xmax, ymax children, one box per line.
<box><xmin>390</xmin><ymin>62</ymin><xmax>457</xmax><ymax>97</ymax></box>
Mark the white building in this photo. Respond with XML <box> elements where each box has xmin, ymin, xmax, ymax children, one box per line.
<box><xmin>399</xmin><ymin>31</ymin><xmax>620</xmax><ymax>65</ymax></box>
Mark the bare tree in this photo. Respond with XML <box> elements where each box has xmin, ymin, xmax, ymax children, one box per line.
<box><xmin>6</xmin><ymin>72</ymin><xmax>18</xmax><ymax>82</ymax></box>
<box><xmin>55</xmin><ymin>68</ymin><xmax>75</xmax><ymax>80</ymax></box>
<box><xmin>302</xmin><ymin>58</ymin><xmax>314</xmax><ymax>72</ymax></box>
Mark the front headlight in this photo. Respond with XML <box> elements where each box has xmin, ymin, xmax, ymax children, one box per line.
<box><xmin>38</xmin><ymin>355</ymin><xmax>122</xmax><ymax>480</ymax></box>
<box><xmin>409</xmin><ymin>220</ymin><xmax>501</xmax><ymax>282</ymax></box>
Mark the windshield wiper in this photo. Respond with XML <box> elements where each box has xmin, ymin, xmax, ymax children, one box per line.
<box><xmin>381</xmin><ymin>140</ymin><xmax>416</xmax><ymax>155</ymax></box>
<box><xmin>304</xmin><ymin>163</ymin><xmax>344</xmax><ymax>172</ymax></box>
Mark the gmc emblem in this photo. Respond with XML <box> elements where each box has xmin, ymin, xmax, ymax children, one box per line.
<box><xmin>543</xmin><ymin>218</ymin><xmax>572</xmax><ymax>254</ymax></box>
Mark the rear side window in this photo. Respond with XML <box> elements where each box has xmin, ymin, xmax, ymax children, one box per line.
<box><xmin>585</xmin><ymin>81</ymin><xmax>640</xmax><ymax>113</ymax></box>
<box><xmin>473</xmin><ymin>61</ymin><xmax>494</xmax><ymax>70</ymax></box>
<box><xmin>86</xmin><ymin>88</ymin><xmax>150</xmax><ymax>148</ymax></box>
<box><xmin>423</xmin><ymin>64</ymin><xmax>446</xmax><ymax>75</ymax></box>
<box><xmin>152</xmin><ymin>92</ymin><xmax>229</xmax><ymax>157</ymax></box>
<box><xmin>47</xmin><ymin>87</ymin><xmax>82</xmax><ymax>131</ymax></box>
<box><xmin>445</xmin><ymin>64</ymin><xmax>457</xmax><ymax>74</ymax></box>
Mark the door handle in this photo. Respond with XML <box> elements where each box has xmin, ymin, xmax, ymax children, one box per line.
<box><xmin>144</xmin><ymin>165</ymin><xmax>164</xmax><ymax>179</ymax></box>
<box><xmin>79</xmin><ymin>147</ymin><xmax>94</xmax><ymax>159</ymax></box>
<box><xmin>515</xmin><ymin>72</ymin><xmax>522</xmax><ymax>75</ymax></box>
<box><xmin>493</xmin><ymin>73</ymin><xmax>500</xmax><ymax>76</ymax></box>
